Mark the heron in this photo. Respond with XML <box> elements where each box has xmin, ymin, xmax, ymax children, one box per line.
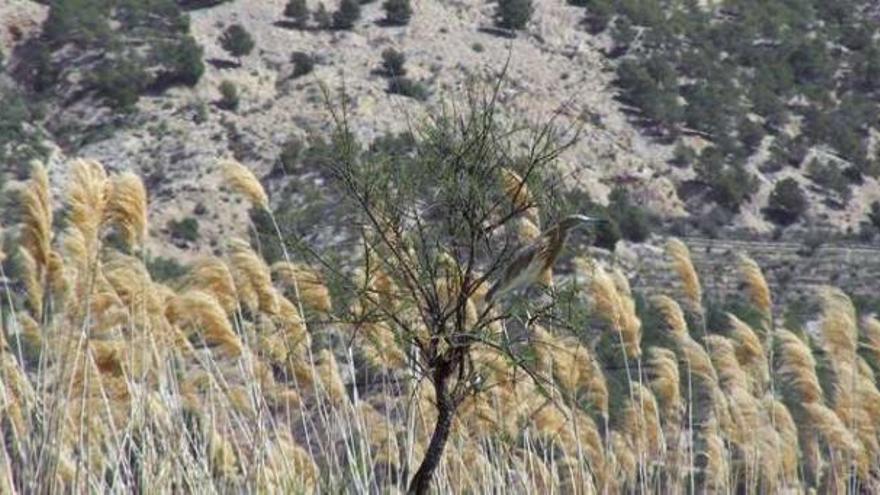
<box><xmin>485</xmin><ymin>214</ymin><xmax>605</xmax><ymax>303</ymax></box>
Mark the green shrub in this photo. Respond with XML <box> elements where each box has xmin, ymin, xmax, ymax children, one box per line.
<box><xmin>277</xmin><ymin>135</ymin><xmax>304</xmax><ymax>173</ymax></box>
<box><xmin>220</xmin><ymin>24</ymin><xmax>255</xmax><ymax>62</ymax></box>
<box><xmin>496</xmin><ymin>0</ymin><xmax>533</xmax><ymax>30</ymax></box>
<box><xmin>333</xmin><ymin>0</ymin><xmax>361</xmax><ymax>29</ymax></box>
<box><xmin>313</xmin><ymin>3</ymin><xmax>333</xmax><ymax>29</ymax></box>
<box><xmin>387</xmin><ymin>77</ymin><xmax>429</xmax><ymax>100</ymax></box>
<box><xmin>607</xmin><ymin>187</ymin><xmax>651</xmax><ymax>242</ymax></box>
<box><xmin>807</xmin><ymin>159</ymin><xmax>851</xmax><ymax>202</ymax></box>
<box><xmin>291</xmin><ymin>51</ymin><xmax>315</xmax><ymax>78</ymax></box>
<box><xmin>764</xmin><ymin>178</ymin><xmax>808</xmax><ymax>225</ymax></box>
<box><xmin>382</xmin><ymin>0</ymin><xmax>412</xmax><ymax>25</ymax></box>
<box><xmin>381</xmin><ymin>48</ymin><xmax>406</xmax><ymax>77</ymax></box>
<box><xmin>156</xmin><ymin>36</ymin><xmax>205</xmax><ymax>87</ymax></box>
<box><xmin>670</xmin><ymin>142</ymin><xmax>695</xmax><ymax>167</ymax></box>
<box><xmin>147</xmin><ymin>255</ymin><xmax>188</xmax><ymax>281</ymax></box>
<box><xmin>167</xmin><ymin>217</ymin><xmax>200</xmax><ymax>242</ymax></box>
<box><xmin>218</xmin><ymin>80</ymin><xmax>239</xmax><ymax>111</ymax></box>
<box><xmin>91</xmin><ymin>59</ymin><xmax>147</xmax><ymax>110</ymax></box>
<box><xmin>284</xmin><ymin>0</ymin><xmax>310</xmax><ymax>27</ymax></box>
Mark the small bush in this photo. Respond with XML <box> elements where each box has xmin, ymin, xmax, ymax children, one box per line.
<box><xmin>284</xmin><ymin>0</ymin><xmax>310</xmax><ymax>27</ymax></box>
<box><xmin>91</xmin><ymin>59</ymin><xmax>147</xmax><ymax>110</ymax></box>
<box><xmin>220</xmin><ymin>24</ymin><xmax>255</xmax><ymax>62</ymax></box>
<box><xmin>291</xmin><ymin>51</ymin><xmax>315</xmax><ymax>78</ymax></box>
<box><xmin>387</xmin><ymin>77</ymin><xmax>428</xmax><ymax>100</ymax></box>
<box><xmin>496</xmin><ymin>0</ymin><xmax>534</xmax><ymax>30</ymax></box>
<box><xmin>382</xmin><ymin>0</ymin><xmax>412</xmax><ymax>26</ymax></box>
<box><xmin>313</xmin><ymin>3</ymin><xmax>333</xmax><ymax>29</ymax></box>
<box><xmin>869</xmin><ymin>201</ymin><xmax>880</xmax><ymax>230</ymax></box>
<box><xmin>381</xmin><ymin>48</ymin><xmax>406</xmax><ymax>77</ymax></box>
<box><xmin>607</xmin><ymin>187</ymin><xmax>651</xmax><ymax>242</ymax></box>
<box><xmin>168</xmin><ymin>217</ymin><xmax>200</xmax><ymax>242</ymax></box>
<box><xmin>278</xmin><ymin>135</ymin><xmax>304</xmax><ymax>173</ymax></box>
<box><xmin>670</xmin><ymin>142</ymin><xmax>695</xmax><ymax>167</ymax></box>
<box><xmin>147</xmin><ymin>256</ymin><xmax>188</xmax><ymax>281</ymax></box>
<box><xmin>807</xmin><ymin>159</ymin><xmax>851</xmax><ymax>202</ymax></box>
<box><xmin>218</xmin><ymin>80</ymin><xmax>239</xmax><ymax>111</ymax></box>
<box><xmin>333</xmin><ymin>0</ymin><xmax>361</xmax><ymax>29</ymax></box>
<box><xmin>764</xmin><ymin>178</ymin><xmax>808</xmax><ymax>225</ymax></box>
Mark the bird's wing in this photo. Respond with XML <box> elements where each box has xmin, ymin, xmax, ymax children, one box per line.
<box><xmin>487</xmin><ymin>243</ymin><xmax>541</xmax><ymax>301</ymax></box>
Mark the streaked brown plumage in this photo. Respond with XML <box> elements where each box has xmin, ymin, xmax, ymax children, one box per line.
<box><xmin>486</xmin><ymin>214</ymin><xmax>603</xmax><ymax>303</ymax></box>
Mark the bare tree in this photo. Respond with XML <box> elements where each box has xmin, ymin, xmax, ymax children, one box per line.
<box><xmin>325</xmin><ymin>81</ymin><xmax>579</xmax><ymax>493</ymax></box>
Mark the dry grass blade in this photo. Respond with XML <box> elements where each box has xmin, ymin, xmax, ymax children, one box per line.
<box><xmin>106</xmin><ymin>172</ymin><xmax>148</xmax><ymax>247</ymax></box>
<box><xmin>666</xmin><ymin>238</ymin><xmax>702</xmax><ymax>310</ymax></box>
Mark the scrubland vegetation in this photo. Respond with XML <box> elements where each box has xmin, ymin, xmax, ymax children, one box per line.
<box><xmin>2</xmin><ymin>92</ymin><xmax>880</xmax><ymax>494</ymax></box>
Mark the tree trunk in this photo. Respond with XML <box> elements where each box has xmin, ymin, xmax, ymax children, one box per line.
<box><xmin>407</xmin><ymin>367</ymin><xmax>456</xmax><ymax>495</ymax></box>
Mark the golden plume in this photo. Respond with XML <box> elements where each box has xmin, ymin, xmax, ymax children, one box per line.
<box><xmin>763</xmin><ymin>396</ymin><xmax>799</xmax><ymax>485</ymax></box>
<box><xmin>862</xmin><ymin>315</ymin><xmax>880</xmax><ymax>367</ymax></box>
<box><xmin>666</xmin><ymin>238</ymin><xmax>702</xmax><ymax>310</ymax></box>
<box><xmin>166</xmin><ymin>290</ymin><xmax>243</xmax><ymax>358</ymax></box>
<box><xmin>180</xmin><ymin>257</ymin><xmax>239</xmax><ymax>314</ymax></box>
<box><xmin>651</xmin><ymin>295</ymin><xmax>688</xmax><ymax>340</ymax></box>
<box><xmin>500</xmin><ymin>167</ymin><xmax>539</xmax><ymax>225</ymax></box>
<box><xmin>18</xmin><ymin>160</ymin><xmax>53</xmax><ymax>268</ymax></box>
<box><xmin>819</xmin><ymin>286</ymin><xmax>857</xmax><ymax>363</ymax></box>
<box><xmin>106</xmin><ymin>172</ymin><xmax>148</xmax><ymax>246</ymax></box>
<box><xmin>315</xmin><ymin>349</ymin><xmax>347</xmax><ymax>405</ymax></box>
<box><xmin>590</xmin><ymin>265</ymin><xmax>641</xmax><ymax>359</ymax></box>
<box><xmin>227</xmin><ymin>238</ymin><xmax>277</xmax><ymax>314</ymax></box>
<box><xmin>67</xmin><ymin>158</ymin><xmax>110</xmax><ymax>252</ymax></box>
<box><xmin>271</xmin><ymin>261</ymin><xmax>332</xmax><ymax>313</ymax></box>
<box><xmin>221</xmin><ymin>158</ymin><xmax>268</xmax><ymax>209</ymax></box>
<box><xmin>738</xmin><ymin>253</ymin><xmax>771</xmax><ymax>321</ymax></box>
<box><xmin>775</xmin><ymin>329</ymin><xmax>823</xmax><ymax>403</ymax></box>
<box><xmin>803</xmin><ymin>402</ymin><xmax>860</xmax><ymax>455</ymax></box>
<box><xmin>648</xmin><ymin>347</ymin><xmax>682</xmax><ymax>424</ymax></box>
<box><xmin>728</xmin><ymin>313</ymin><xmax>769</xmax><ymax>393</ymax></box>
<box><xmin>17</xmin><ymin>248</ymin><xmax>44</xmax><ymax>321</ymax></box>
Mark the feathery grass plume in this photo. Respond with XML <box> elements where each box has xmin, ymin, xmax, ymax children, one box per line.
<box><xmin>775</xmin><ymin>329</ymin><xmax>823</xmax><ymax>403</ymax></box>
<box><xmin>67</xmin><ymin>158</ymin><xmax>110</xmax><ymax>251</ymax></box>
<box><xmin>227</xmin><ymin>238</ymin><xmax>278</xmax><ymax>314</ymax></box>
<box><xmin>590</xmin><ymin>265</ymin><xmax>641</xmax><ymax>359</ymax></box>
<box><xmin>763</xmin><ymin>396</ymin><xmax>800</xmax><ymax>486</ymax></box>
<box><xmin>166</xmin><ymin>290</ymin><xmax>243</xmax><ymax>357</ymax></box>
<box><xmin>651</xmin><ymin>295</ymin><xmax>688</xmax><ymax>340</ymax></box>
<box><xmin>17</xmin><ymin>248</ymin><xmax>44</xmax><ymax>321</ymax></box>
<box><xmin>738</xmin><ymin>253</ymin><xmax>772</xmax><ymax>322</ymax></box>
<box><xmin>610</xmin><ymin>268</ymin><xmax>642</xmax><ymax>353</ymax></box>
<box><xmin>862</xmin><ymin>315</ymin><xmax>880</xmax><ymax>367</ymax></box>
<box><xmin>621</xmin><ymin>384</ymin><xmax>665</xmax><ymax>460</ymax></box>
<box><xmin>18</xmin><ymin>160</ymin><xmax>53</xmax><ymax>268</ymax></box>
<box><xmin>209</xmin><ymin>428</ymin><xmax>240</xmax><ymax>481</ymax></box>
<box><xmin>361</xmin><ymin>321</ymin><xmax>406</xmax><ymax>369</ymax></box>
<box><xmin>803</xmin><ymin>402</ymin><xmax>860</xmax><ymax>455</ymax></box>
<box><xmin>500</xmin><ymin>167</ymin><xmax>539</xmax><ymax>225</ymax></box>
<box><xmin>699</xmin><ymin>421</ymin><xmax>730</xmax><ymax>492</ymax></box>
<box><xmin>180</xmin><ymin>257</ymin><xmax>239</xmax><ymax>314</ymax></box>
<box><xmin>106</xmin><ymin>172</ymin><xmax>147</xmax><ymax>246</ymax></box>
<box><xmin>315</xmin><ymin>349</ymin><xmax>347</xmax><ymax>405</ymax></box>
<box><xmin>819</xmin><ymin>286</ymin><xmax>858</xmax><ymax>363</ymax></box>
<box><xmin>356</xmin><ymin>401</ymin><xmax>401</xmax><ymax>469</ymax></box>
<box><xmin>666</xmin><ymin>238</ymin><xmax>702</xmax><ymax>310</ymax></box>
<box><xmin>608</xmin><ymin>431</ymin><xmax>638</xmax><ymax>490</ymax></box>
<box><xmin>267</xmin><ymin>433</ymin><xmax>318</xmax><ymax>492</ymax></box>
<box><xmin>705</xmin><ymin>335</ymin><xmax>749</xmax><ymax>388</ymax></box>
<box><xmin>271</xmin><ymin>261</ymin><xmax>332</xmax><ymax>313</ymax></box>
<box><xmin>728</xmin><ymin>313</ymin><xmax>769</xmax><ymax>394</ymax></box>
<box><xmin>221</xmin><ymin>158</ymin><xmax>268</xmax><ymax>209</ymax></box>
<box><xmin>648</xmin><ymin>347</ymin><xmax>682</xmax><ymax>421</ymax></box>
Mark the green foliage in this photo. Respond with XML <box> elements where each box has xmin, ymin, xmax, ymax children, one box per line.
<box><xmin>868</xmin><ymin>201</ymin><xmax>880</xmax><ymax>230</ymax></box>
<box><xmin>387</xmin><ymin>78</ymin><xmax>429</xmax><ymax>100</ymax></box>
<box><xmin>806</xmin><ymin>159</ymin><xmax>851</xmax><ymax>203</ymax></box>
<box><xmin>220</xmin><ymin>24</ymin><xmax>255</xmax><ymax>61</ymax></box>
<box><xmin>146</xmin><ymin>255</ymin><xmax>188</xmax><ymax>281</ymax></box>
<box><xmin>695</xmin><ymin>147</ymin><xmax>758</xmax><ymax>212</ymax></box>
<box><xmin>167</xmin><ymin>217</ymin><xmax>200</xmax><ymax>242</ymax></box>
<box><xmin>91</xmin><ymin>59</ymin><xmax>147</xmax><ymax>110</ymax></box>
<box><xmin>313</xmin><ymin>3</ymin><xmax>333</xmax><ymax>29</ymax></box>
<box><xmin>606</xmin><ymin>187</ymin><xmax>651</xmax><ymax>242</ymax></box>
<box><xmin>382</xmin><ymin>0</ymin><xmax>412</xmax><ymax>26</ymax></box>
<box><xmin>0</xmin><ymin>87</ymin><xmax>49</xmax><ymax>169</ymax></box>
<box><xmin>277</xmin><ymin>135</ymin><xmax>304</xmax><ymax>174</ymax></box>
<box><xmin>291</xmin><ymin>51</ymin><xmax>315</xmax><ymax>78</ymax></box>
<box><xmin>765</xmin><ymin>178</ymin><xmax>808</xmax><ymax>225</ymax></box>
<box><xmin>381</xmin><ymin>48</ymin><xmax>406</xmax><ymax>77</ymax></box>
<box><xmin>284</xmin><ymin>0</ymin><xmax>310</xmax><ymax>27</ymax></box>
<box><xmin>218</xmin><ymin>80</ymin><xmax>239</xmax><ymax>111</ymax></box>
<box><xmin>333</xmin><ymin>0</ymin><xmax>361</xmax><ymax>29</ymax></box>
<box><xmin>495</xmin><ymin>0</ymin><xmax>533</xmax><ymax>30</ymax></box>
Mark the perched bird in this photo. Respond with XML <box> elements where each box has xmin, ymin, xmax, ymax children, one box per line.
<box><xmin>486</xmin><ymin>214</ymin><xmax>605</xmax><ymax>303</ymax></box>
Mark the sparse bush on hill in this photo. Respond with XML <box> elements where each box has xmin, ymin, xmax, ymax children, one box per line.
<box><xmin>495</xmin><ymin>0</ymin><xmax>534</xmax><ymax>30</ymax></box>
<box><xmin>283</xmin><ymin>0</ymin><xmax>310</xmax><ymax>27</ymax></box>
<box><xmin>607</xmin><ymin>186</ymin><xmax>651</xmax><ymax>242</ymax></box>
<box><xmin>290</xmin><ymin>51</ymin><xmax>315</xmax><ymax>78</ymax></box>
<box><xmin>380</xmin><ymin>48</ymin><xmax>406</xmax><ymax>77</ymax></box>
<box><xmin>217</xmin><ymin>80</ymin><xmax>239</xmax><ymax>111</ymax></box>
<box><xmin>765</xmin><ymin>178</ymin><xmax>808</xmax><ymax>225</ymax></box>
<box><xmin>333</xmin><ymin>0</ymin><xmax>361</xmax><ymax>29</ymax></box>
<box><xmin>167</xmin><ymin>216</ymin><xmax>200</xmax><ymax>242</ymax></box>
<box><xmin>313</xmin><ymin>3</ymin><xmax>333</xmax><ymax>29</ymax></box>
<box><xmin>382</xmin><ymin>0</ymin><xmax>413</xmax><ymax>26</ymax></box>
<box><xmin>220</xmin><ymin>24</ymin><xmax>255</xmax><ymax>64</ymax></box>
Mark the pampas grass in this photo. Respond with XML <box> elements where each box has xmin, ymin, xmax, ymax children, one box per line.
<box><xmin>6</xmin><ymin>162</ymin><xmax>880</xmax><ymax>494</ymax></box>
<box><xmin>221</xmin><ymin>158</ymin><xmax>269</xmax><ymax>209</ymax></box>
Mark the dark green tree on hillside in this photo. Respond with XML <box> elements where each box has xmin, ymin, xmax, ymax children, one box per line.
<box><xmin>333</xmin><ymin>0</ymin><xmax>361</xmax><ymax>29</ymax></box>
<box><xmin>220</xmin><ymin>24</ymin><xmax>255</xmax><ymax>65</ymax></box>
<box><xmin>284</xmin><ymin>0</ymin><xmax>310</xmax><ymax>28</ymax></box>
<box><xmin>382</xmin><ymin>0</ymin><xmax>412</xmax><ymax>26</ymax></box>
<box><xmin>765</xmin><ymin>178</ymin><xmax>808</xmax><ymax>225</ymax></box>
<box><xmin>496</xmin><ymin>0</ymin><xmax>533</xmax><ymax>30</ymax></box>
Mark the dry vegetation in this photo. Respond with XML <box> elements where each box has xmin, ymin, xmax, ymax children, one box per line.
<box><xmin>2</xmin><ymin>151</ymin><xmax>880</xmax><ymax>492</ymax></box>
